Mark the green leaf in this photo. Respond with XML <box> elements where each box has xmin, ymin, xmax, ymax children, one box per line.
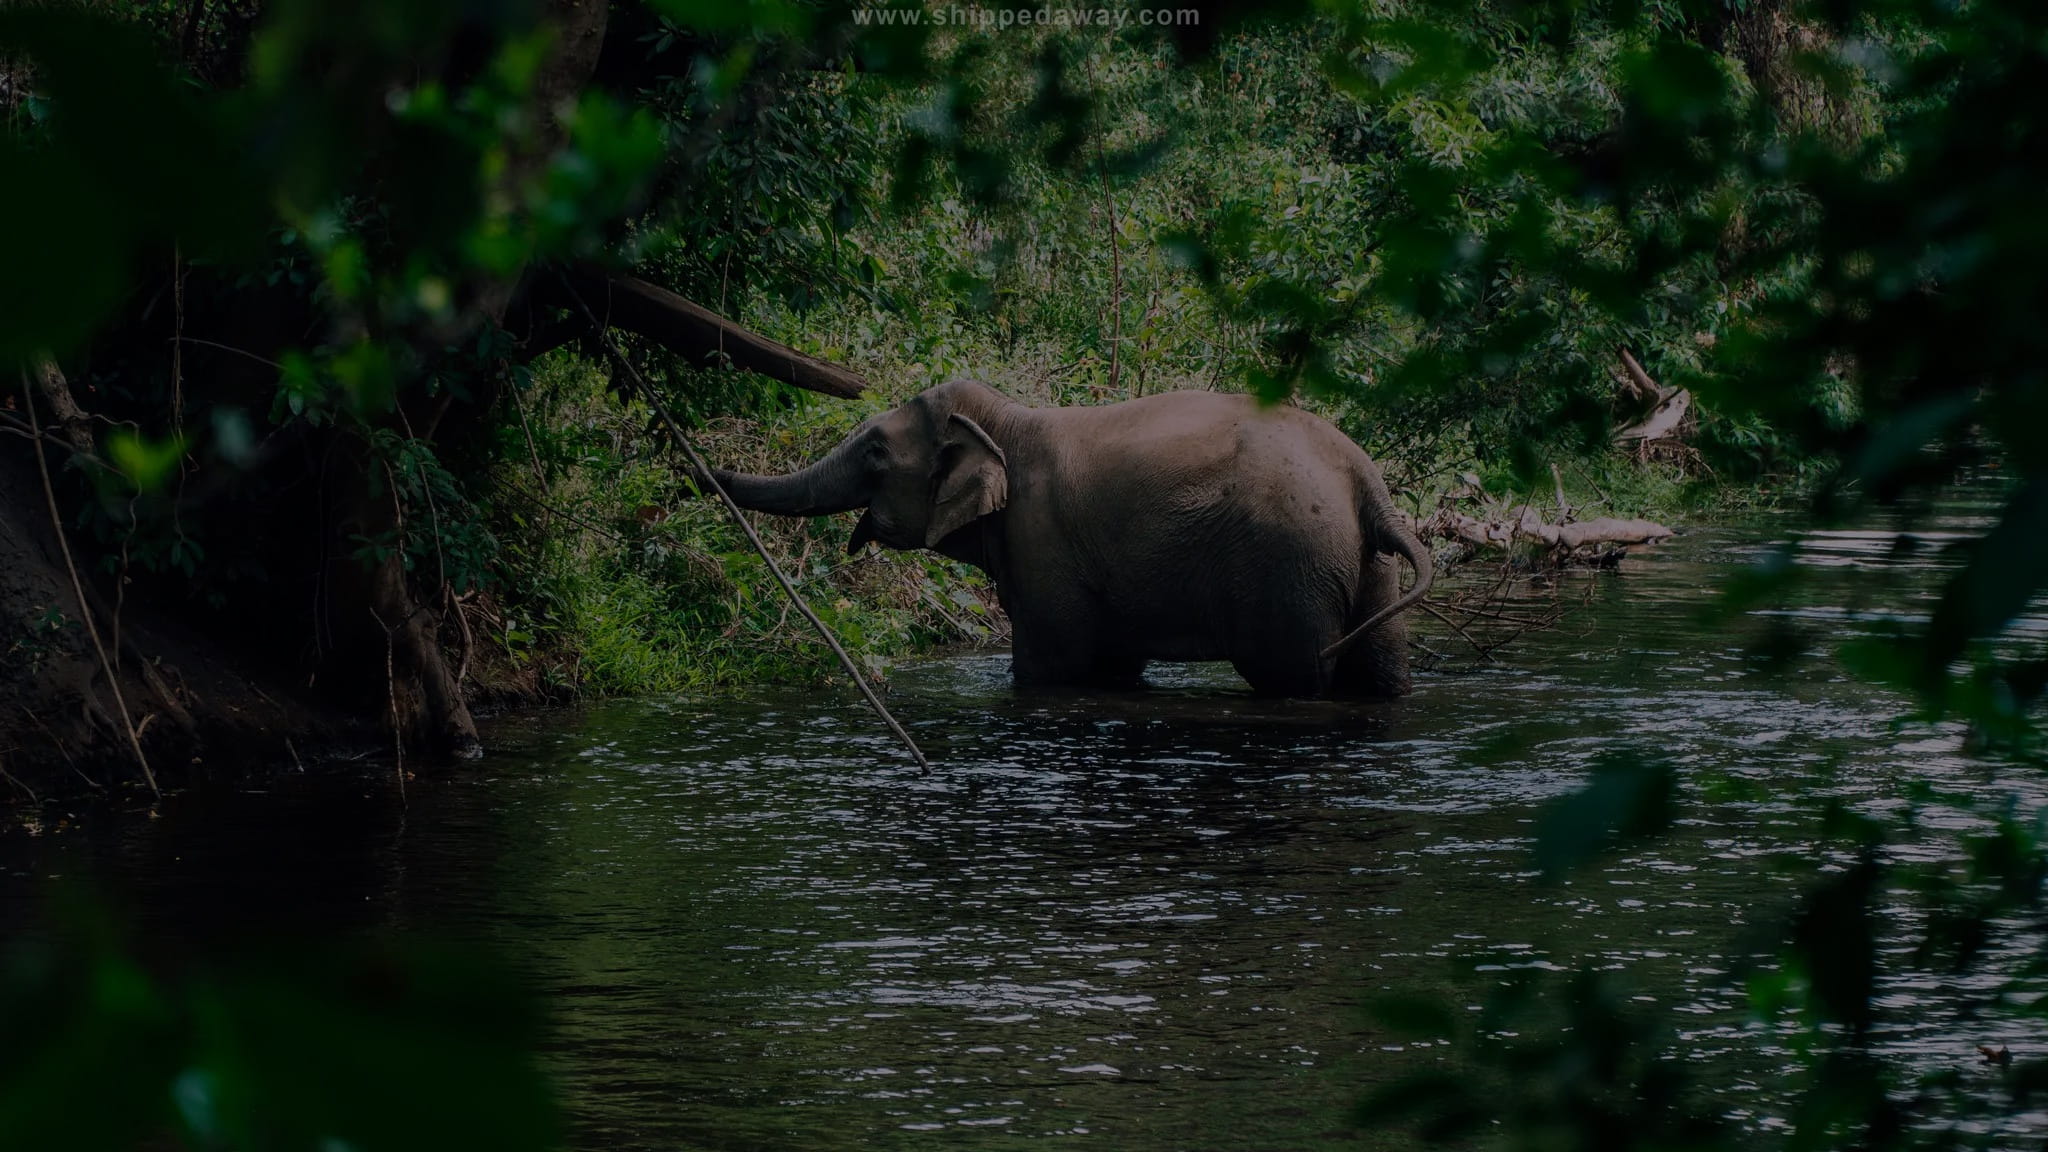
<box><xmin>1533</xmin><ymin>752</ymin><xmax>1677</xmax><ymax>881</ymax></box>
<box><xmin>1368</xmin><ymin>993</ymin><xmax>1457</xmax><ymax>1038</ymax></box>
<box><xmin>104</xmin><ymin>430</ymin><xmax>187</xmax><ymax>493</ymax></box>
<box><xmin>1921</xmin><ymin>474</ymin><xmax>2048</xmax><ymax>693</ymax></box>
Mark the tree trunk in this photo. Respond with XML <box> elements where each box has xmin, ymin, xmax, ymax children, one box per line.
<box><xmin>323</xmin><ymin>0</ymin><xmax>613</xmax><ymax>763</ymax></box>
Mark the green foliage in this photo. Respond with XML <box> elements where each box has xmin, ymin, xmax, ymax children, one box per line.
<box><xmin>103</xmin><ymin>430</ymin><xmax>187</xmax><ymax>494</ymax></box>
<box><xmin>1532</xmin><ymin>751</ymin><xmax>1676</xmax><ymax>880</ymax></box>
<box><xmin>9</xmin><ymin>0</ymin><xmax>2048</xmax><ymax>1145</ymax></box>
<box><xmin>641</xmin><ymin>57</ymin><xmax>884</xmax><ymax>311</ymax></box>
<box><xmin>484</xmin><ymin>356</ymin><xmax>995</xmax><ymax>696</ymax></box>
<box><xmin>1320</xmin><ymin>0</ymin><xmax>2048</xmax><ymax>724</ymax></box>
<box><xmin>0</xmin><ymin>7</ymin><xmax>266</xmax><ymax>364</ymax></box>
<box><xmin>1309</xmin><ymin>2</ymin><xmax>2048</xmax><ymax>1144</ymax></box>
<box><xmin>0</xmin><ymin>897</ymin><xmax>556</xmax><ymax>1152</ymax></box>
<box><xmin>364</xmin><ymin>429</ymin><xmax>499</xmax><ymax>594</ymax></box>
<box><xmin>1359</xmin><ymin>970</ymin><xmax>1731</xmax><ymax>1151</ymax></box>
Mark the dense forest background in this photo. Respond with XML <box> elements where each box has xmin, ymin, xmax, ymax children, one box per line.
<box><xmin>4</xmin><ymin>0</ymin><xmax>2047</xmax><ymax>1147</ymax></box>
<box><xmin>4</xmin><ymin>0</ymin><xmax>1926</xmax><ymax>788</ymax></box>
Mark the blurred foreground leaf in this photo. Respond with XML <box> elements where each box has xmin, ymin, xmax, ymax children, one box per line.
<box><xmin>0</xmin><ymin>899</ymin><xmax>558</xmax><ymax>1152</ymax></box>
<box><xmin>1533</xmin><ymin>752</ymin><xmax>1677</xmax><ymax>881</ymax></box>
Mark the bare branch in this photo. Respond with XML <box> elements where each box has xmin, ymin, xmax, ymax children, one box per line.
<box><xmin>29</xmin><ymin>359</ymin><xmax>96</xmax><ymax>458</ymax></box>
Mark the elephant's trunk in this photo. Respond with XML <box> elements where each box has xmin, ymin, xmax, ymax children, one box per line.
<box><xmin>1320</xmin><ymin>509</ymin><xmax>1436</xmax><ymax>664</ymax></box>
<box><xmin>700</xmin><ymin>437</ymin><xmax>871</xmax><ymax>517</ymax></box>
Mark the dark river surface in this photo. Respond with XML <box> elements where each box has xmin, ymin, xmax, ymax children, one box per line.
<box><xmin>6</xmin><ymin>483</ymin><xmax>2046</xmax><ymax>1149</ymax></box>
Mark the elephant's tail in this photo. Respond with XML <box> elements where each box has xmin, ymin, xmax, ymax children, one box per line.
<box><xmin>1319</xmin><ymin>504</ymin><xmax>1434</xmax><ymax>664</ymax></box>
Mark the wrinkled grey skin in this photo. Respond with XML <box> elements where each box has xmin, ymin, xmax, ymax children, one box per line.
<box><xmin>702</xmin><ymin>379</ymin><xmax>1432</xmax><ymax>697</ymax></box>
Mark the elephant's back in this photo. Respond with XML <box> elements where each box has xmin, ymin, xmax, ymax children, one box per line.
<box><xmin>1051</xmin><ymin>392</ymin><xmax>1372</xmax><ymax>657</ymax></box>
<box><xmin>1054</xmin><ymin>389</ymin><xmax>1371</xmax><ymax>536</ymax></box>
<box><xmin>1072</xmin><ymin>391</ymin><xmax>1368</xmax><ymax>476</ymax></box>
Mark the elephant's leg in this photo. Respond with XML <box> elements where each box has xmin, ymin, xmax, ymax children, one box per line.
<box><xmin>1226</xmin><ymin>552</ymin><xmax>1346</xmax><ymax>696</ymax></box>
<box><xmin>1009</xmin><ymin>630</ymin><xmax>1081</xmax><ymax>687</ymax></box>
<box><xmin>1006</xmin><ymin>605</ymin><xmax>1108</xmax><ymax>688</ymax></box>
<box><xmin>1329</xmin><ymin>618</ymin><xmax>1411</xmax><ymax>697</ymax></box>
<box><xmin>1330</xmin><ymin>553</ymin><xmax>1412</xmax><ymax>698</ymax></box>
<box><xmin>1013</xmin><ymin>635</ymin><xmax>1143</xmax><ymax>690</ymax></box>
<box><xmin>1001</xmin><ymin>561</ymin><xmax>1136</xmax><ymax>689</ymax></box>
<box><xmin>1086</xmin><ymin>650</ymin><xmax>1148</xmax><ymax>690</ymax></box>
<box><xmin>1233</xmin><ymin>646</ymin><xmax>1328</xmax><ymax>696</ymax></box>
<box><xmin>1230</xmin><ymin>613</ymin><xmax>1332</xmax><ymax>698</ymax></box>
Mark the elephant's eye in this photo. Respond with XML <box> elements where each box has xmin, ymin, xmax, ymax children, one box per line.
<box><xmin>862</xmin><ymin>438</ymin><xmax>890</xmax><ymax>471</ymax></box>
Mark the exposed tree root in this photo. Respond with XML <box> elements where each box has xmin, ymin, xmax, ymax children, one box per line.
<box><xmin>329</xmin><ymin>446</ymin><xmax>483</xmax><ymax>762</ymax></box>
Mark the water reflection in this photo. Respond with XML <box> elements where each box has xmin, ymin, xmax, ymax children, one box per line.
<box><xmin>4</xmin><ymin>486</ymin><xmax>2044</xmax><ymax>1148</ymax></box>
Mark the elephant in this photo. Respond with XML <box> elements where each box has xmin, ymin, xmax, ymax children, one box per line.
<box><xmin>696</xmin><ymin>378</ymin><xmax>1433</xmax><ymax>697</ymax></box>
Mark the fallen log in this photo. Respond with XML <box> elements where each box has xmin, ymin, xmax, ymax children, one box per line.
<box><xmin>542</xmin><ymin>264</ymin><xmax>870</xmax><ymax>399</ymax></box>
<box><xmin>1522</xmin><ymin>512</ymin><xmax>1675</xmax><ymax>549</ymax></box>
<box><xmin>1424</xmin><ymin>506</ymin><xmax>1674</xmax><ymax>559</ymax></box>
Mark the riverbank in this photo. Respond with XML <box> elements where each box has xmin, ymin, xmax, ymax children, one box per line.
<box><xmin>479</xmin><ymin>351</ymin><xmax>1814</xmax><ymax>699</ymax></box>
<box><xmin>0</xmin><ymin>357</ymin><xmax>1811</xmax><ymax>805</ymax></box>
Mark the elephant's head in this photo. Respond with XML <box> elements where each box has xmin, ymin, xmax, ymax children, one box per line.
<box><xmin>704</xmin><ymin>382</ymin><xmax>1009</xmax><ymax>553</ymax></box>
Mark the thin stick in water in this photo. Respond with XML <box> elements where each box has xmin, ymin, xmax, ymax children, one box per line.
<box><xmin>562</xmin><ymin>281</ymin><xmax>931</xmax><ymax>774</ymax></box>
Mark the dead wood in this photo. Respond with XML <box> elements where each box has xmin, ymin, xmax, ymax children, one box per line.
<box><xmin>546</xmin><ymin>265</ymin><xmax>869</xmax><ymax>399</ymax></box>
<box><xmin>1407</xmin><ymin>551</ymin><xmax>1602</xmax><ymax>673</ymax></box>
<box><xmin>30</xmin><ymin>359</ymin><xmax>100</xmax><ymax>459</ymax></box>
<box><xmin>1420</xmin><ymin>483</ymin><xmax>1675</xmax><ymax>574</ymax></box>
<box><xmin>1618</xmin><ymin>347</ymin><xmax>1665</xmax><ymax>404</ymax></box>
<box><xmin>1613</xmin><ymin>348</ymin><xmax>1694</xmax><ymax>445</ymax></box>
<box><xmin>1615</xmin><ymin>389</ymin><xmax>1693</xmax><ymax>443</ymax></box>
<box><xmin>1427</xmin><ymin>506</ymin><xmax>1674</xmax><ymax>551</ymax></box>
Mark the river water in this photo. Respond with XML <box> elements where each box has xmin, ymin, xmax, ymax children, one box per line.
<box><xmin>5</xmin><ymin>485</ymin><xmax>2045</xmax><ymax>1149</ymax></box>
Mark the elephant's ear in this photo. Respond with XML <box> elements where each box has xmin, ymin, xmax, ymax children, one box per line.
<box><xmin>926</xmin><ymin>413</ymin><xmax>1007</xmax><ymax>547</ymax></box>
